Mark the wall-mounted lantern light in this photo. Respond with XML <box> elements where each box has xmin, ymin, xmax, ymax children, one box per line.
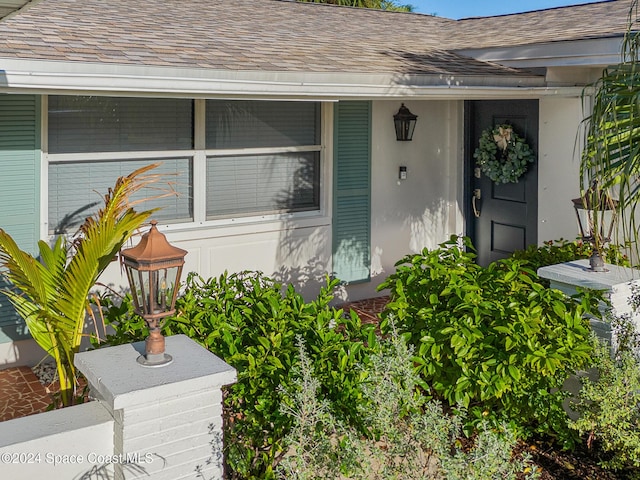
<box><xmin>393</xmin><ymin>103</ymin><xmax>418</xmax><ymax>141</ymax></box>
<box><xmin>120</xmin><ymin>220</ymin><xmax>187</xmax><ymax>366</ymax></box>
<box><xmin>571</xmin><ymin>182</ymin><xmax>618</xmax><ymax>272</ymax></box>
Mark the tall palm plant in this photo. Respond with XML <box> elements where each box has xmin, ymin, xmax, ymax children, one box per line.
<box><xmin>0</xmin><ymin>164</ymin><xmax>161</xmax><ymax>406</ymax></box>
<box><xmin>580</xmin><ymin>0</ymin><xmax>640</xmax><ymax>256</ymax></box>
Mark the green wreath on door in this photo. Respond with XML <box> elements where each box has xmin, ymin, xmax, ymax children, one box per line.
<box><xmin>473</xmin><ymin>124</ymin><xmax>535</xmax><ymax>184</ymax></box>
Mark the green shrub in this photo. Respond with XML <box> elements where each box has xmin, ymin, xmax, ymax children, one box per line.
<box><xmin>377</xmin><ymin>236</ymin><xmax>597</xmax><ymax>442</ymax></box>
<box><xmin>95</xmin><ymin>271</ymin><xmax>377</xmax><ymax>480</ymax></box>
<box><xmin>277</xmin><ymin>337</ymin><xmax>362</xmax><ymax>480</ymax></box>
<box><xmin>165</xmin><ymin>271</ymin><xmax>376</xmax><ymax>480</ymax></box>
<box><xmin>511</xmin><ymin>239</ymin><xmax>592</xmax><ymax>272</ymax></box>
<box><xmin>570</xmin><ymin>318</ymin><xmax>640</xmax><ymax>471</ymax></box>
<box><xmin>511</xmin><ymin>239</ymin><xmax>629</xmax><ymax>277</ymax></box>
<box><xmin>90</xmin><ymin>292</ymin><xmax>148</xmax><ymax>347</ymax></box>
<box><xmin>439</xmin><ymin>423</ymin><xmax>537</xmax><ymax>480</ymax></box>
<box><xmin>278</xmin><ymin>326</ymin><xmax>538</xmax><ymax>480</ymax></box>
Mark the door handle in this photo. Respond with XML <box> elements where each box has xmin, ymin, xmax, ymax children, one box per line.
<box><xmin>472</xmin><ymin>189</ymin><xmax>481</xmax><ymax>218</ymax></box>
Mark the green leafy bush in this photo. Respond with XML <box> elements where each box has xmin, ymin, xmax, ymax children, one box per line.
<box><xmin>278</xmin><ymin>327</ymin><xmax>538</xmax><ymax>480</ymax></box>
<box><xmin>377</xmin><ymin>236</ymin><xmax>597</xmax><ymax>441</ymax></box>
<box><xmin>511</xmin><ymin>239</ymin><xmax>591</xmax><ymax>272</ymax></box>
<box><xmin>95</xmin><ymin>271</ymin><xmax>376</xmax><ymax>480</ymax></box>
<box><xmin>511</xmin><ymin>239</ymin><xmax>629</xmax><ymax>277</ymax></box>
<box><xmin>570</xmin><ymin>316</ymin><xmax>640</xmax><ymax>471</ymax></box>
<box><xmin>90</xmin><ymin>292</ymin><xmax>148</xmax><ymax>347</ymax></box>
<box><xmin>164</xmin><ymin>271</ymin><xmax>376</xmax><ymax>480</ymax></box>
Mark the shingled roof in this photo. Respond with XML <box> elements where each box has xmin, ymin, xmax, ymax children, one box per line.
<box><xmin>0</xmin><ymin>0</ymin><xmax>631</xmax><ymax>88</ymax></box>
<box><xmin>453</xmin><ymin>0</ymin><xmax>631</xmax><ymax>49</ymax></box>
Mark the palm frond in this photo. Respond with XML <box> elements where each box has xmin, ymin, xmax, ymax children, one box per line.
<box><xmin>580</xmin><ymin>0</ymin><xmax>640</xmax><ymax>258</ymax></box>
<box><xmin>3</xmin><ymin>291</ymin><xmax>57</xmax><ymax>355</ymax></box>
<box><xmin>57</xmin><ymin>164</ymin><xmax>162</xmax><ymax>400</ymax></box>
<box><xmin>57</xmin><ymin>170</ymin><xmax>157</xmax><ymax>351</ymax></box>
<box><xmin>0</xmin><ymin>163</ymin><xmax>166</xmax><ymax>406</ymax></box>
<box><xmin>38</xmin><ymin>236</ymin><xmax>67</xmax><ymax>281</ymax></box>
<box><xmin>0</xmin><ymin>231</ymin><xmax>53</xmax><ymax>307</ymax></box>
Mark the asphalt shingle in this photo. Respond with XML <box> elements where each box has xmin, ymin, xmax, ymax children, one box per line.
<box><xmin>0</xmin><ymin>0</ymin><xmax>630</xmax><ymax>77</ymax></box>
<box><xmin>453</xmin><ymin>0</ymin><xmax>631</xmax><ymax>49</ymax></box>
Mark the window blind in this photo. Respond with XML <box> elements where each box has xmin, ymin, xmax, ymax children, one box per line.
<box><xmin>48</xmin><ymin>96</ymin><xmax>193</xmax><ymax>153</ymax></box>
<box><xmin>206</xmin><ymin>100</ymin><xmax>319</xmax><ymax>149</ymax></box>
<box><xmin>47</xmin><ymin>96</ymin><xmax>322</xmax><ymax>229</ymax></box>
<box><xmin>206</xmin><ymin>152</ymin><xmax>319</xmax><ymax>218</ymax></box>
<box><xmin>48</xmin><ymin>158</ymin><xmax>193</xmax><ymax>234</ymax></box>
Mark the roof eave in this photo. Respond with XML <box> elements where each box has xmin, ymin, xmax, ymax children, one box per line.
<box><xmin>0</xmin><ymin>0</ymin><xmax>31</xmax><ymax>19</ymax></box>
<box><xmin>0</xmin><ymin>58</ymin><xmax>555</xmax><ymax>100</ymax></box>
<box><xmin>455</xmin><ymin>36</ymin><xmax>624</xmax><ymax>69</ymax></box>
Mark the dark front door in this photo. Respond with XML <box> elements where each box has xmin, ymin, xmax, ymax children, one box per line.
<box><xmin>466</xmin><ymin>100</ymin><xmax>539</xmax><ymax>266</ymax></box>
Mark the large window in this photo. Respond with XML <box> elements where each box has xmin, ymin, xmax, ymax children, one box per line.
<box><xmin>206</xmin><ymin>152</ymin><xmax>320</xmax><ymax>218</ymax></box>
<box><xmin>205</xmin><ymin>100</ymin><xmax>320</xmax><ymax>219</ymax></box>
<box><xmin>48</xmin><ymin>158</ymin><xmax>193</xmax><ymax>234</ymax></box>
<box><xmin>48</xmin><ymin>96</ymin><xmax>194</xmax><ymax>153</ymax></box>
<box><xmin>47</xmin><ymin>96</ymin><xmax>322</xmax><ymax>234</ymax></box>
<box><xmin>205</xmin><ymin>100</ymin><xmax>319</xmax><ymax>149</ymax></box>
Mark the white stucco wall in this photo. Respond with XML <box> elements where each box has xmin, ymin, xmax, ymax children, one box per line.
<box><xmin>348</xmin><ymin>100</ymin><xmax>463</xmax><ymax>300</ymax></box>
<box><xmin>74</xmin><ymin>96</ymin><xmax>587</xmax><ymax>305</ymax></box>
<box><xmin>0</xmin><ymin>338</ymin><xmax>47</xmax><ymax>368</ymax></box>
<box><xmin>0</xmin><ymin>402</ymin><xmax>114</xmax><ymax>480</ymax></box>
<box><xmin>93</xmin><ymin>99</ymin><xmax>464</xmax><ymax>304</ymax></box>
<box><xmin>537</xmin><ymin>96</ymin><xmax>584</xmax><ymax>243</ymax></box>
<box><xmin>2</xmin><ymin>95</ymin><xmax>589</xmax><ymax>366</ymax></box>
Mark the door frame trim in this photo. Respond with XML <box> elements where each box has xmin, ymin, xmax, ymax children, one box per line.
<box><xmin>463</xmin><ymin>100</ymin><xmax>475</xmax><ymax>249</ymax></box>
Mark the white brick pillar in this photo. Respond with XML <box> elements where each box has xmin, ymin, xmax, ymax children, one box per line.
<box><xmin>75</xmin><ymin>334</ymin><xmax>236</xmax><ymax>480</ymax></box>
<box><xmin>538</xmin><ymin>259</ymin><xmax>640</xmax><ymax>344</ymax></box>
<box><xmin>538</xmin><ymin>260</ymin><xmax>640</xmax><ymax>418</ymax></box>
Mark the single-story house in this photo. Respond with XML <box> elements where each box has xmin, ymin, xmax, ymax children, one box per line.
<box><xmin>0</xmin><ymin>0</ymin><xmax>633</xmax><ymax>365</ymax></box>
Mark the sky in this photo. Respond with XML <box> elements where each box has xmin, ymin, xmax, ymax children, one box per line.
<box><xmin>411</xmin><ymin>0</ymin><xmax>606</xmax><ymax>19</ymax></box>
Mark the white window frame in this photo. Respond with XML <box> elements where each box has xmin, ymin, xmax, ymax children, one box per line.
<box><xmin>41</xmin><ymin>95</ymin><xmax>331</xmax><ymax>240</ymax></box>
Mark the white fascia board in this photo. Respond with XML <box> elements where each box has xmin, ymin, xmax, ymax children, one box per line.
<box><xmin>456</xmin><ymin>37</ymin><xmax>624</xmax><ymax>69</ymax></box>
<box><xmin>0</xmin><ymin>0</ymin><xmax>29</xmax><ymax>18</ymax></box>
<box><xmin>0</xmin><ymin>57</ymin><xmax>570</xmax><ymax>100</ymax></box>
<box><xmin>0</xmin><ymin>0</ymin><xmax>30</xmax><ymax>8</ymax></box>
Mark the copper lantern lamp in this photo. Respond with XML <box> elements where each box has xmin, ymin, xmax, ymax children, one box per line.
<box><xmin>120</xmin><ymin>220</ymin><xmax>187</xmax><ymax>366</ymax></box>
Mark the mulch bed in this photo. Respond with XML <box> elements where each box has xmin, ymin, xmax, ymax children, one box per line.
<box><xmin>518</xmin><ymin>438</ymin><xmax>640</xmax><ymax>479</ymax></box>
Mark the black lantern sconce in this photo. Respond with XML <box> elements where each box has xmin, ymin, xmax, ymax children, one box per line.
<box><xmin>120</xmin><ymin>220</ymin><xmax>187</xmax><ymax>366</ymax></box>
<box><xmin>393</xmin><ymin>103</ymin><xmax>418</xmax><ymax>141</ymax></box>
<box><xmin>571</xmin><ymin>182</ymin><xmax>618</xmax><ymax>272</ymax></box>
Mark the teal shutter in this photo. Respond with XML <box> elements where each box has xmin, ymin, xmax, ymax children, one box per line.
<box><xmin>332</xmin><ymin>101</ymin><xmax>371</xmax><ymax>283</ymax></box>
<box><xmin>0</xmin><ymin>94</ymin><xmax>41</xmax><ymax>342</ymax></box>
